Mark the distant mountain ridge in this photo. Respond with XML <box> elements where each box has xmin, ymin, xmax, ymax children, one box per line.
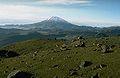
<box><xmin>0</xmin><ymin>16</ymin><xmax>120</xmax><ymax>31</ymax></box>
<box><xmin>0</xmin><ymin>16</ymin><xmax>120</xmax><ymax>47</ymax></box>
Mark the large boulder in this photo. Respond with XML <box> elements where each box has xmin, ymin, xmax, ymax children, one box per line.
<box><xmin>0</xmin><ymin>50</ymin><xmax>19</xmax><ymax>58</ymax></box>
<box><xmin>7</xmin><ymin>70</ymin><xmax>33</xmax><ymax>78</ymax></box>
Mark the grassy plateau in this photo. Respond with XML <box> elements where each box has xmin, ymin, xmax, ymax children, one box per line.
<box><xmin>0</xmin><ymin>37</ymin><xmax>120</xmax><ymax>78</ymax></box>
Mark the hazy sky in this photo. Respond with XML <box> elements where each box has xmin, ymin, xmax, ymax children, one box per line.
<box><xmin>0</xmin><ymin>0</ymin><xmax>120</xmax><ymax>27</ymax></box>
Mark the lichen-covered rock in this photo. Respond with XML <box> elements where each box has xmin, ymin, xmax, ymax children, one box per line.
<box><xmin>101</xmin><ymin>45</ymin><xmax>109</xmax><ymax>53</ymax></box>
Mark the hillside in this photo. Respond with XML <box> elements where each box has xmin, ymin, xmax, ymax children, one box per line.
<box><xmin>0</xmin><ymin>37</ymin><xmax>120</xmax><ymax>78</ymax></box>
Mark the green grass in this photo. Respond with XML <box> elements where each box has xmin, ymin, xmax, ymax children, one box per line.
<box><xmin>0</xmin><ymin>37</ymin><xmax>120</xmax><ymax>78</ymax></box>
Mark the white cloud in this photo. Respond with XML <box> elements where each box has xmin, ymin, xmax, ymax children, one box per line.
<box><xmin>0</xmin><ymin>0</ymin><xmax>92</xmax><ymax>6</ymax></box>
<box><xmin>0</xmin><ymin>4</ymin><xmax>76</xmax><ymax>24</ymax></box>
<box><xmin>0</xmin><ymin>4</ymin><xmax>54</xmax><ymax>24</ymax></box>
<box><xmin>34</xmin><ymin>0</ymin><xmax>91</xmax><ymax>5</ymax></box>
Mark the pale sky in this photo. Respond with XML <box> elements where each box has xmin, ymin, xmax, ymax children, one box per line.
<box><xmin>0</xmin><ymin>0</ymin><xmax>120</xmax><ymax>27</ymax></box>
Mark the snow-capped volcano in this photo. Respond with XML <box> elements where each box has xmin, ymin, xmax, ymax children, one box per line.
<box><xmin>22</xmin><ymin>16</ymin><xmax>79</xmax><ymax>30</ymax></box>
<box><xmin>48</xmin><ymin>16</ymin><xmax>68</xmax><ymax>23</ymax></box>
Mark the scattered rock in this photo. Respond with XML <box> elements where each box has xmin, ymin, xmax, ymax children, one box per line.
<box><xmin>34</xmin><ymin>51</ymin><xmax>38</xmax><ymax>54</ymax></box>
<box><xmin>95</xmin><ymin>44</ymin><xmax>114</xmax><ymax>53</ymax></box>
<box><xmin>32</xmin><ymin>51</ymin><xmax>38</xmax><ymax>57</ymax></box>
<box><xmin>97</xmin><ymin>44</ymin><xmax>102</xmax><ymax>47</ymax></box>
<box><xmin>40</xmin><ymin>60</ymin><xmax>43</xmax><ymax>63</ymax></box>
<box><xmin>33</xmin><ymin>54</ymin><xmax>37</xmax><ymax>57</ymax></box>
<box><xmin>4</xmin><ymin>71</ymin><xmax>8</xmax><ymax>74</ymax></box>
<box><xmin>61</xmin><ymin>44</ymin><xmax>67</xmax><ymax>48</ymax></box>
<box><xmin>56</xmin><ymin>45</ymin><xmax>59</xmax><ymax>47</ymax></box>
<box><xmin>71</xmin><ymin>39</ymin><xmax>76</xmax><ymax>42</ymax></box>
<box><xmin>79</xmin><ymin>61</ymin><xmax>92</xmax><ymax>68</ymax></box>
<box><xmin>48</xmin><ymin>67</ymin><xmax>52</xmax><ymax>70</ymax></box>
<box><xmin>12</xmin><ymin>67</ymin><xmax>16</xmax><ymax>70</ymax></box>
<box><xmin>40</xmin><ymin>55</ymin><xmax>44</xmax><ymax>57</ymax></box>
<box><xmin>77</xmin><ymin>36</ymin><xmax>83</xmax><ymax>40</ymax></box>
<box><xmin>51</xmin><ymin>49</ymin><xmax>58</xmax><ymax>53</ymax></box>
<box><xmin>70</xmin><ymin>71</ymin><xmax>78</xmax><ymax>76</ymax></box>
<box><xmin>26</xmin><ymin>62</ymin><xmax>28</xmax><ymax>65</ymax></box>
<box><xmin>72</xmin><ymin>36</ymin><xmax>83</xmax><ymax>42</ymax></box>
<box><xmin>51</xmin><ymin>57</ymin><xmax>54</xmax><ymax>60</ymax></box>
<box><xmin>93</xmin><ymin>49</ymin><xmax>98</xmax><ymax>51</ymax></box>
<box><xmin>7</xmin><ymin>70</ymin><xmax>33</xmax><ymax>78</ymax></box>
<box><xmin>80</xmin><ymin>42</ymin><xmax>86</xmax><ymax>47</ymax></box>
<box><xmin>66</xmin><ymin>55</ymin><xmax>71</xmax><ymax>58</ymax></box>
<box><xmin>92</xmin><ymin>64</ymin><xmax>107</xmax><ymax>70</ymax></box>
<box><xmin>110</xmin><ymin>45</ymin><xmax>115</xmax><ymax>48</ymax></box>
<box><xmin>74</xmin><ymin>41</ymin><xmax>85</xmax><ymax>47</ymax></box>
<box><xmin>52</xmin><ymin>64</ymin><xmax>59</xmax><ymax>68</ymax></box>
<box><xmin>99</xmin><ymin>64</ymin><xmax>107</xmax><ymax>68</ymax></box>
<box><xmin>93</xmin><ymin>43</ymin><xmax>96</xmax><ymax>46</ymax></box>
<box><xmin>60</xmin><ymin>47</ymin><xmax>67</xmax><ymax>51</ymax></box>
<box><xmin>60</xmin><ymin>44</ymin><xmax>68</xmax><ymax>51</ymax></box>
